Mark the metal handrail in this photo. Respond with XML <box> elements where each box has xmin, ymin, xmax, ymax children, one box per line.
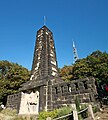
<box><xmin>78</xmin><ymin>107</ymin><xmax>88</xmax><ymax>114</ymax></box>
<box><xmin>53</xmin><ymin>112</ymin><xmax>73</xmax><ymax>120</ymax></box>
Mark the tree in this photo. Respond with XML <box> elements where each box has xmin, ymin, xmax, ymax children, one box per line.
<box><xmin>60</xmin><ymin>50</ymin><xmax>108</xmax><ymax>101</ymax></box>
<box><xmin>60</xmin><ymin>50</ymin><xmax>108</xmax><ymax>83</ymax></box>
<box><xmin>60</xmin><ymin>65</ymin><xmax>74</xmax><ymax>81</ymax></box>
<box><xmin>0</xmin><ymin>60</ymin><xmax>30</xmax><ymax>105</ymax></box>
<box><xmin>84</xmin><ymin>51</ymin><xmax>108</xmax><ymax>82</ymax></box>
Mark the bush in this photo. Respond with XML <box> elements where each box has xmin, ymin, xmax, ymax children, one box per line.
<box><xmin>56</xmin><ymin>106</ymin><xmax>72</xmax><ymax>118</ymax></box>
<box><xmin>38</xmin><ymin>106</ymin><xmax>72</xmax><ymax>120</ymax></box>
<box><xmin>75</xmin><ymin>96</ymin><xmax>80</xmax><ymax>111</ymax></box>
<box><xmin>38</xmin><ymin>109</ymin><xmax>58</xmax><ymax>120</ymax></box>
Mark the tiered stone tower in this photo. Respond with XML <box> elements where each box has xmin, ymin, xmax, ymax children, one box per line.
<box><xmin>6</xmin><ymin>25</ymin><xmax>97</xmax><ymax>115</ymax></box>
<box><xmin>18</xmin><ymin>26</ymin><xmax>63</xmax><ymax>114</ymax></box>
<box><xmin>30</xmin><ymin>26</ymin><xmax>59</xmax><ymax>81</ymax></box>
<box><xmin>19</xmin><ymin>26</ymin><xmax>62</xmax><ymax>91</ymax></box>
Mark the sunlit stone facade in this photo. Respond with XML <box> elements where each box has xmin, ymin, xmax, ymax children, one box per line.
<box><xmin>6</xmin><ymin>26</ymin><xmax>97</xmax><ymax>115</ymax></box>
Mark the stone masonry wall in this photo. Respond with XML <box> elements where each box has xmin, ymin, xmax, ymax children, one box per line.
<box><xmin>6</xmin><ymin>92</ymin><xmax>21</xmax><ymax>111</ymax></box>
<box><xmin>6</xmin><ymin>77</ymin><xmax>97</xmax><ymax>114</ymax></box>
<box><xmin>47</xmin><ymin>77</ymin><xmax>97</xmax><ymax>111</ymax></box>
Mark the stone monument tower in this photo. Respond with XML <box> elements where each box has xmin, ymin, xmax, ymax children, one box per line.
<box><xmin>31</xmin><ymin>25</ymin><xmax>59</xmax><ymax>80</ymax></box>
<box><xmin>18</xmin><ymin>26</ymin><xmax>62</xmax><ymax>115</ymax></box>
<box><xmin>6</xmin><ymin>25</ymin><xmax>97</xmax><ymax>115</ymax></box>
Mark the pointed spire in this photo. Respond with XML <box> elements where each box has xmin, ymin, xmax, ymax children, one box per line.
<box><xmin>73</xmin><ymin>41</ymin><xmax>75</xmax><ymax>48</ymax></box>
<box><xmin>73</xmin><ymin>40</ymin><xmax>79</xmax><ymax>63</ymax></box>
<box><xmin>44</xmin><ymin>16</ymin><xmax>46</xmax><ymax>26</ymax></box>
<box><xmin>31</xmin><ymin>25</ymin><xmax>59</xmax><ymax>80</ymax></box>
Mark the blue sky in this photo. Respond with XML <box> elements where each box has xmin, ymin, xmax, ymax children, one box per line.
<box><xmin>0</xmin><ymin>0</ymin><xmax>108</xmax><ymax>70</ymax></box>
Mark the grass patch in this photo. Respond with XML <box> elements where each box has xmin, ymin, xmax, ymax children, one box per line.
<box><xmin>1</xmin><ymin>108</ymin><xmax>17</xmax><ymax>116</ymax></box>
<box><xmin>0</xmin><ymin>106</ymin><xmax>72</xmax><ymax>120</ymax></box>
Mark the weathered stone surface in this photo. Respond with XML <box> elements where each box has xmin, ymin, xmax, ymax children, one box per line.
<box><xmin>6</xmin><ymin>26</ymin><xmax>97</xmax><ymax>115</ymax></box>
<box><xmin>6</xmin><ymin>93</ymin><xmax>21</xmax><ymax>111</ymax></box>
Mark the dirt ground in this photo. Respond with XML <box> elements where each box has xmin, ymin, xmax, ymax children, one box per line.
<box><xmin>95</xmin><ymin>106</ymin><xmax>108</xmax><ymax>120</ymax></box>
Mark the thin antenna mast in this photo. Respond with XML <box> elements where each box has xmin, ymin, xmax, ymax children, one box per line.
<box><xmin>73</xmin><ymin>40</ymin><xmax>79</xmax><ymax>63</ymax></box>
<box><xmin>44</xmin><ymin>16</ymin><xmax>46</xmax><ymax>26</ymax></box>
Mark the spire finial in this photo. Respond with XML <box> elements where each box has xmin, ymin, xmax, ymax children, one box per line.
<box><xmin>44</xmin><ymin>16</ymin><xmax>46</xmax><ymax>26</ymax></box>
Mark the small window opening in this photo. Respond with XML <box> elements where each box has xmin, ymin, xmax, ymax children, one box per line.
<box><xmin>67</xmin><ymin>84</ymin><xmax>71</xmax><ymax>92</ymax></box>
<box><xmin>55</xmin><ymin>87</ymin><xmax>58</xmax><ymax>94</ymax></box>
<box><xmin>83</xmin><ymin>81</ymin><xmax>88</xmax><ymax>89</ymax></box>
<box><xmin>33</xmin><ymin>90</ymin><xmax>35</xmax><ymax>93</ymax></box>
<box><xmin>75</xmin><ymin>83</ymin><xmax>78</xmax><ymax>90</ymax></box>
<box><xmin>61</xmin><ymin>86</ymin><xmax>63</xmax><ymax>93</ymax></box>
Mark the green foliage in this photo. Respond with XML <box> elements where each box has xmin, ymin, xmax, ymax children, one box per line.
<box><xmin>1</xmin><ymin>108</ymin><xmax>17</xmax><ymax>116</ymax></box>
<box><xmin>75</xmin><ymin>98</ymin><xmax>88</xmax><ymax>120</ymax></box>
<box><xmin>0</xmin><ymin>60</ymin><xmax>30</xmax><ymax>104</ymax></box>
<box><xmin>78</xmin><ymin>114</ymin><xmax>83</xmax><ymax>120</ymax></box>
<box><xmin>38</xmin><ymin>109</ymin><xmax>58</xmax><ymax>120</ymax></box>
<box><xmin>80</xmin><ymin>104</ymin><xmax>87</xmax><ymax>110</ymax></box>
<box><xmin>60</xmin><ymin>50</ymin><xmax>108</xmax><ymax>83</ymax></box>
<box><xmin>75</xmin><ymin>96</ymin><xmax>80</xmax><ymax>111</ymax></box>
<box><xmin>0</xmin><ymin>108</ymin><xmax>17</xmax><ymax>120</ymax></box>
<box><xmin>38</xmin><ymin>106</ymin><xmax>72</xmax><ymax>120</ymax></box>
<box><xmin>60</xmin><ymin>65</ymin><xmax>74</xmax><ymax>81</ymax></box>
<box><xmin>92</xmin><ymin>105</ymin><xmax>100</xmax><ymax>113</ymax></box>
<box><xmin>56</xmin><ymin>106</ymin><xmax>72</xmax><ymax>118</ymax></box>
